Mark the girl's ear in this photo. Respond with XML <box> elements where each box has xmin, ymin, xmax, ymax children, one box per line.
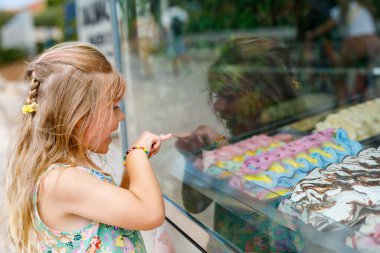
<box><xmin>74</xmin><ymin>117</ymin><xmax>87</xmax><ymax>137</ymax></box>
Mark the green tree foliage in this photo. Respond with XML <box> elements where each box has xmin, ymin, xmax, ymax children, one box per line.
<box><xmin>0</xmin><ymin>12</ymin><xmax>14</xmax><ymax>28</ymax></box>
<box><xmin>170</xmin><ymin>0</ymin><xmax>295</xmax><ymax>33</ymax></box>
<box><xmin>47</xmin><ymin>0</ymin><xmax>67</xmax><ymax>7</ymax></box>
<box><xmin>34</xmin><ymin>0</ymin><xmax>67</xmax><ymax>48</ymax></box>
<box><xmin>0</xmin><ymin>48</ymin><xmax>27</xmax><ymax>65</ymax></box>
<box><xmin>34</xmin><ymin>6</ymin><xmax>64</xmax><ymax>27</ymax></box>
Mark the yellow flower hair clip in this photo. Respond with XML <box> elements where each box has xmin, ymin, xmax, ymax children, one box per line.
<box><xmin>22</xmin><ymin>102</ymin><xmax>38</xmax><ymax>114</ymax></box>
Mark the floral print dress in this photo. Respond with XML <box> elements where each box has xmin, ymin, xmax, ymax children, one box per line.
<box><xmin>32</xmin><ymin>164</ymin><xmax>147</xmax><ymax>253</ymax></box>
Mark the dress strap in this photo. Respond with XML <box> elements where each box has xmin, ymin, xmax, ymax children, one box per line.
<box><xmin>46</xmin><ymin>163</ymin><xmax>113</xmax><ymax>183</ymax></box>
<box><xmin>45</xmin><ymin>163</ymin><xmax>72</xmax><ymax>172</ymax></box>
<box><xmin>76</xmin><ymin>166</ymin><xmax>114</xmax><ymax>183</ymax></box>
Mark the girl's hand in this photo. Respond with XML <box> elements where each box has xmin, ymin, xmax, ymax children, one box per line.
<box><xmin>149</xmin><ymin>133</ymin><xmax>172</xmax><ymax>157</ymax></box>
<box><xmin>132</xmin><ymin>132</ymin><xmax>172</xmax><ymax>157</ymax></box>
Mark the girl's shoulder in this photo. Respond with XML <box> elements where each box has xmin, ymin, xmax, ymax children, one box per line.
<box><xmin>36</xmin><ymin>164</ymin><xmax>116</xmax><ymax>218</ymax></box>
<box><xmin>37</xmin><ymin>164</ymin><xmax>115</xmax><ymax>207</ymax></box>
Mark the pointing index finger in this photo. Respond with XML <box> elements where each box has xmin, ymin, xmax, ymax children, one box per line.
<box><xmin>160</xmin><ymin>133</ymin><xmax>173</xmax><ymax>142</ymax></box>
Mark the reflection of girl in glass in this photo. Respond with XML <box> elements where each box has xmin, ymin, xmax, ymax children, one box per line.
<box><xmin>207</xmin><ymin>36</ymin><xmax>301</xmax><ymax>136</ymax></box>
<box><xmin>176</xmin><ymin>36</ymin><xmax>305</xmax><ymax>252</ymax></box>
<box><xmin>176</xmin><ymin>35</ymin><xmax>303</xmax><ymax>154</ymax></box>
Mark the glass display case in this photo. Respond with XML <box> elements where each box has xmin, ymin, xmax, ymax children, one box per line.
<box><xmin>113</xmin><ymin>0</ymin><xmax>380</xmax><ymax>252</ymax></box>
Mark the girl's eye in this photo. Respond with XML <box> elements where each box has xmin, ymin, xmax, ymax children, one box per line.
<box><xmin>113</xmin><ymin>106</ymin><xmax>120</xmax><ymax>110</ymax></box>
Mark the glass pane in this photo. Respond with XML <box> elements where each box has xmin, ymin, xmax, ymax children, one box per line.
<box><xmin>118</xmin><ymin>0</ymin><xmax>380</xmax><ymax>251</ymax></box>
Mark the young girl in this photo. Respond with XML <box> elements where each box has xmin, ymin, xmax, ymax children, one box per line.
<box><xmin>4</xmin><ymin>42</ymin><xmax>171</xmax><ymax>252</ymax></box>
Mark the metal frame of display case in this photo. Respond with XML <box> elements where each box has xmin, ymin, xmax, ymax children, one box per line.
<box><xmin>163</xmin><ymin>197</ymin><xmax>240</xmax><ymax>252</ymax></box>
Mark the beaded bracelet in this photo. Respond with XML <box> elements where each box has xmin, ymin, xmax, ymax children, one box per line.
<box><xmin>123</xmin><ymin>146</ymin><xmax>150</xmax><ymax>169</ymax></box>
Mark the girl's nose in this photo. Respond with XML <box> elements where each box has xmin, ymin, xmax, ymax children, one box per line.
<box><xmin>118</xmin><ymin>111</ymin><xmax>126</xmax><ymax>121</ymax></box>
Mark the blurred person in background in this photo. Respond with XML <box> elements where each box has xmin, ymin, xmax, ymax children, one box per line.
<box><xmin>299</xmin><ymin>0</ymin><xmax>337</xmax><ymax>66</ymax></box>
<box><xmin>306</xmin><ymin>0</ymin><xmax>380</xmax><ymax>103</ymax></box>
<box><xmin>161</xmin><ymin>6</ymin><xmax>190</xmax><ymax>75</ymax></box>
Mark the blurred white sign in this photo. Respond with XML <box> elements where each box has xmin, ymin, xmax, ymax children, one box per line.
<box><xmin>75</xmin><ymin>0</ymin><xmax>114</xmax><ymax>62</ymax></box>
<box><xmin>1</xmin><ymin>11</ymin><xmax>36</xmax><ymax>54</ymax></box>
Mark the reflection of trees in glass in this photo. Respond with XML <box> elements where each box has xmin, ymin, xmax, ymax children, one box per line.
<box><xmin>373</xmin><ymin>1</ymin><xmax>380</xmax><ymax>17</ymax></box>
<box><xmin>168</xmin><ymin>0</ymin><xmax>380</xmax><ymax>33</ymax></box>
<box><xmin>0</xmin><ymin>12</ymin><xmax>14</xmax><ymax>28</ymax></box>
<box><xmin>169</xmin><ymin>0</ymin><xmax>296</xmax><ymax>32</ymax></box>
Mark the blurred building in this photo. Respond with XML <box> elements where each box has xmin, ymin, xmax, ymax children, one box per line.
<box><xmin>0</xmin><ymin>0</ymin><xmax>45</xmax><ymax>14</ymax></box>
<box><xmin>0</xmin><ymin>0</ymin><xmax>64</xmax><ymax>54</ymax></box>
<box><xmin>1</xmin><ymin>11</ymin><xmax>36</xmax><ymax>54</ymax></box>
<box><xmin>25</xmin><ymin>0</ymin><xmax>46</xmax><ymax>13</ymax></box>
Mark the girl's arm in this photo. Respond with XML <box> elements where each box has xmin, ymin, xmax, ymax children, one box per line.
<box><xmin>41</xmin><ymin>132</ymin><xmax>171</xmax><ymax>231</ymax></box>
<box><xmin>119</xmin><ymin>169</ymin><xmax>130</xmax><ymax>189</ymax></box>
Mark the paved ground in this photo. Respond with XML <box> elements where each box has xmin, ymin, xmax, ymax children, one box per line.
<box><xmin>0</xmin><ymin>70</ymin><xmax>27</xmax><ymax>251</ymax></box>
<box><xmin>0</xmin><ymin>61</ymin><xmax>27</xmax><ymax>81</ymax></box>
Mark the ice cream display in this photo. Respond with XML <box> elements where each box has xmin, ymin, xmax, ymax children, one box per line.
<box><xmin>199</xmin><ymin>128</ymin><xmax>362</xmax><ymax>200</ymax></box>
<box><xmin>229</xmin><ymin>128</ymin><xmax>362</xmax><ymax>200</ymax></box>
<box><xmin>278</xmin><ymin>147</ymin><xmax>380</xmax><ymax>231</ymax></box>
<box><xmin>201</xmin><ymin>134</ymin><xmax>290</xmax><ymax>178</ymax></box>
<box><xmin>315</xmin><ymin>98</ymin><xmax>380</xmax><ymax>140</ymax></box>
<box><xmin>346</xmin><ymin>214</ymin><xmax>380</xmax><ymax>252</ymax></box>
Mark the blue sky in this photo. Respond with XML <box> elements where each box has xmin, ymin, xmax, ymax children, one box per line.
<box><xmin>0</xmin><ymin>0</ymin><xmax>39</xmax><ymax>10</ymax></box>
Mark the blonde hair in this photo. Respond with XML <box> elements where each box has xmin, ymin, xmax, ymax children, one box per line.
<box><xmin>4</xmin><ymin>42</ymin><xmax>125</xmax><ymax>252</ymax></box>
